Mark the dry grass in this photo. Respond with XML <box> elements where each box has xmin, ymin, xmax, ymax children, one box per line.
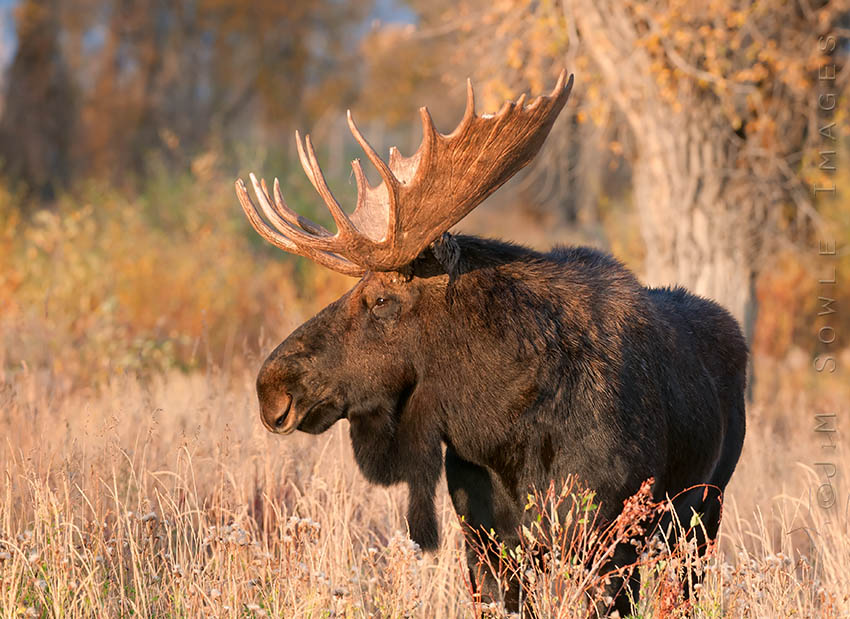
<box><xmin>0</xmin><ymin>362</ymin><xmax>848</xmax><ymax>618</ymax></box>
<box><xmin>0</xmin><ymin>367</ymin><xmax>469</xmax><ymax>618</ymax></box>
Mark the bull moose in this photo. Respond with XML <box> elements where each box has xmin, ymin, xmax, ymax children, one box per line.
<box><xmin>235</xmin><ymin>71</ymin><xmax>747</xmax><ymax>615</ymax></box>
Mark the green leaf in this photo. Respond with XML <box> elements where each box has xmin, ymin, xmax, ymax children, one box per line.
<box><xmin>690</xmin><ymin>511</ymin><xmax>703</xmax><ymax>528</ymax></box>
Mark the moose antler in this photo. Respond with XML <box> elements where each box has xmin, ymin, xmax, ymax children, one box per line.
<box><xmin>236</xmin><ymin>71</ymin><xmax>574</xmax><ymax>276</ymax></box>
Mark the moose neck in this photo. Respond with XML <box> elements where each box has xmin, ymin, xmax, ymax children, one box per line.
<box><xmin>413</xmin><ymin>237</ymin><xmax>565</xmax><ymax>471</ymax></box>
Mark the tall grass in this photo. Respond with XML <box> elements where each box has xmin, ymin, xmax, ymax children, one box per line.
<box><xmin>0</xmin><ymin>364</ymin><xmax>847</xmax><ymax>617</ymax></box>
<box><xmin>1</xmin><ymin>171</ymin><xmax>849</xmax><ymax>616</ymax></box>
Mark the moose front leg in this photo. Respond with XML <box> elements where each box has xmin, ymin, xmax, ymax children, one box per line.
<box><xmin>348</xmin><ymin>399</ymin><xmax>444</xmax><ymax>550</ymax></box>
<box><xmin>445</xmin><ymin>445</ymin><xmax>523</xmax><ymax>611</ymax></box>
<box><xmin>404</xmin><ymin>443</ymin><xmax>442</xmax><ymax>550</ymax></box>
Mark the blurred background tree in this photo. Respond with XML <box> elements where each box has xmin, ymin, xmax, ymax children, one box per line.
<box><xmin>0</xmin><ymin>0</ymin><xmax>74</xmax><ymax>203</ymax></box>
<box><xmin>565</xmin><ymin>0</ymin><xmax>848</xmax><ymax>344</ymax></box>
<box><xmin>1</xmin><ymin>0</ymin><xmax>848</xmax><ymax>400</ymax></box>
<box><xmin>1</xmin><ymin>0</ymin><xmax>371</xmax><ymax>190</ymax></box>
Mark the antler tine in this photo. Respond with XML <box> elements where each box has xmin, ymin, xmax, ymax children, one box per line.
<box><xmin>294</xmin><ymin>130</ymin><xmax>318</xmax><ymax>187</ymax></box>
<box><xmin>299</xmin><ymin>133</ymin><xmax>360</xmax><ymax>240</ymax></box>
<box><xmin>495</xmin><ymin>97</ymin><xmax>515</xmax><ymax>118</ymax></box>
<box><xmin>554</xmin><ymin>69</ymin><xmax>568</xmax><ymax>95</ymax></box>
<box><xmin>387</xmin><ymin>147</ymin><xmax>403</xmax><ymax>172</ymax></box>
<box><xmin>260</xmin><ymin>177</ymin><xmax>330</xmax><ymax>237</ymax></box>
<box><xmin>294</xmin><ymin>132</ymin><xmax>356</xmax><ymax>239</ymax></box>
<box><xmin>236</xmin><ymin>178</ymin><xmax>364</xmax><ymax>276</ymax></box>
<box><xmin>236</xmin><ymin>179</ymin><xmax>297</xmax><ymax>251</ymax></box>
<box><xmin>250</xmin><ymin>174</ymin><xmax>298</xmax><ymax>239</ymax></box>
<box><xmin>248</xmin><ymin>174</ymin><xmax>343</xmax><ymax>251</ymax></box>
<box><xmin>350</xmin><ymin>159</ymin><xmax>370</xmax><ymax>201</ymax></box>
<box><xmin>462</xmin><ymin>78</ymin><xmax>475</xmax><ymax>125</ymax></box>
<box><xmin>444</xmin><ymin>79</ymin><xmax>477</xmax><ymax>139</ymax></box>
<box><xmin>418</xmin><ymin>106</ymin><xmax>439</xmax><ymax>146</ymax></box>
<box><xmin>271</xmin><ymin>178</ymin><xmax>330</xmax><ymax>237</ymax></box>
<box><xmin>250</xmin><ymin>174</ymin><xmax>299</xmax><ymax>237</ymax></box>
<box><xmin>346</xmin><ymin>110</ymin><xmax>398</xmax><ymax>188</ymax></box>
<box><xmin>346</xmin><ymin>109</ymin><xmax>401</xmax><ymax>247</ymax></box>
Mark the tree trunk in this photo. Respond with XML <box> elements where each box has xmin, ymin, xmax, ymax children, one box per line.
<box><xmin>631</xmin><ymin>109</ymin><xmax>758</xmax><ymax>333</ymax></box>
<box><xmin>0</xmin><ymin>0</ymin><xmax>74</xmax><ymax>202</ymax></box>
<box><xmin>567</xmin><ymin>0</ymin><xmax>761</xmax><ymax>344</ymax></box>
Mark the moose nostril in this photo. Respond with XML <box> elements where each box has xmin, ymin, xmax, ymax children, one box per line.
<box><xmin>262</xmin><ymin>391</ymin><xmax>293</xmax><ymax>433</ymax></box>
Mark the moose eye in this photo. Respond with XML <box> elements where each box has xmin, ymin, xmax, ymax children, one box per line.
<box><xmin>370</xmin><ymin>296</ymin><xmax>399</xmax><ymax>320</ymax></box>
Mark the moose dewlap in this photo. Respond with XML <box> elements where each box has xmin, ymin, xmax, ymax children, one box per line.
<box><xmin>235</xmin><ymin>71</ymin><xmax>747</xmax><ymax>615</ymax></box>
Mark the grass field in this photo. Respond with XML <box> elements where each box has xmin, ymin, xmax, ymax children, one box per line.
<box><xmin>1</xmin><ymin>361</ymin><xmax>847</xmax><ymax>618</ymax></box>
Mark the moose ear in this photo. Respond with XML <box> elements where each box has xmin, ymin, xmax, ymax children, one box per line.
<box><xmin>411</xmin><ymin>233</ymin><xmax>462</xmax><ymax>281</ymax></box>
<box><xmin>431</xmin><ymin>233</ymin><xmax>461</xmax><ymax>282</ymax></box>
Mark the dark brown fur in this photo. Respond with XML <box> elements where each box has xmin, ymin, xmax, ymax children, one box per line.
<box><xmin>255</xmin><ymin>235</ymin><xmax>747</xmax><ymax>613</ymax></box>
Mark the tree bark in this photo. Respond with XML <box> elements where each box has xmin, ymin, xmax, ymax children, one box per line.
<box><xmin>631</xmin><ymin>108</ymin><xmax>758</xmax><ymax>332</ymax></box>
<box><xmin>567</xmin><ymin>0</ymin><xmax>761</xmax><ymax>343</ymax></box>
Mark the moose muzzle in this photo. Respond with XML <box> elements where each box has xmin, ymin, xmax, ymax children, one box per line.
<box><xmin>258</xmin><ymin>388</ymin><xmax>296</xmax><ymax>434</ymax></box>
